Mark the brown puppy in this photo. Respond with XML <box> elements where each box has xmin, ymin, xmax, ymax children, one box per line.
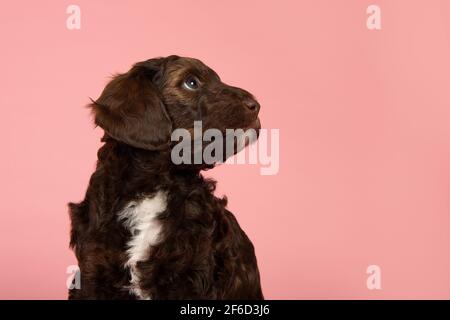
<box><xmin>69</xmin><ymin>55</ymin><xmax>263</xmax><ymax>299</ymax></box>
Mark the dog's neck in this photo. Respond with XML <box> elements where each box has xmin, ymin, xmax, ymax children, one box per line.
<box><xmin>88</xmin><ymin>135</ymin><xmax>223</xmax><ymax>227</ymax></box>
<box><xmin>96</xmin><ymin>135</ymin><xmax>209</xmax><ymax>196</ymax></box>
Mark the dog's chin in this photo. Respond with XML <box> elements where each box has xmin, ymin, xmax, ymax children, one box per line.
<box><xmin>218</xmin><ymin>117</ymin><xmax>261</xmax><ymax>159</ymax></box>
<box><xmin>169</xmin><ymin>118</ymin><xmax>261</xmax><ymax>171</ymax></box>
<box><xmin>248</xmin><ymin>117</ymin><xmax>261</xmax><ymax>135</ymax></box>
<box><xmin>240</xmin><ymin>117</ymin><xmax>261</xmax><ymax>146</ymax></box>
<box><xmin>242</xmin><ymin>117</ymin><xmax>261</xmax><ymax>129</ymax></box>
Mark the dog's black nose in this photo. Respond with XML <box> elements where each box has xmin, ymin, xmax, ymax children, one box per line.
<box><xmin>243</xmin><ymin>98</ymin><xmax>260</xmax><ymax>114</ymax></box>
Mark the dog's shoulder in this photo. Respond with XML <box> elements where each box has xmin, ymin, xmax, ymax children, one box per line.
<box><xmin>222</xmin><ymin>208</ymin><xmax>257</xmax><ymax>255</ymax></box>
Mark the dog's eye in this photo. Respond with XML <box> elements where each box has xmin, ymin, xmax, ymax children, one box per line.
<box><xmin>183</xmin><ymin>76</ymin><xmax>200</xmax><ymax>91</ymax></box>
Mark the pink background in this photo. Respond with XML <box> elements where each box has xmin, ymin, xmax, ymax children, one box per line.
<box><xmin>1</xmin><ymin>0</ymin><xmax>450</xmax><ymax>299</ymax></box>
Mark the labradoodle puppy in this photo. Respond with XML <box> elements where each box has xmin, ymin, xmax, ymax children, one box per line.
<box><xmin>68</xmin><ymin>55</ymin><xmax>263</xmax><ymax>299</ymax></box>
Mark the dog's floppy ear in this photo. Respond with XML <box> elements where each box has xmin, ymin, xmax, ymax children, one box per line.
<box><xmin>90</xmin><ymin>58</ymin><xmax>172</xmax><ymax>150</ymax></box>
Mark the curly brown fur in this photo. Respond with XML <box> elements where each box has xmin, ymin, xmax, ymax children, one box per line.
<box><xmin>69</xmin><ymin>55</ymin><xmax>263</xmax><ymax>299</ymax></box>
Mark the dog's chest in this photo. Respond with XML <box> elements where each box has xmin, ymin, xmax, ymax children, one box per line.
<box><xmin>118</xmin><ymin>191</ymin><xmax>167</xmax><ymax>299</ymax></box>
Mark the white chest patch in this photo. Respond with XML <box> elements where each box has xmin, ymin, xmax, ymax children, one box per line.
<box><xmin>118</xmin><ymin>191</ymin><xmax>167</xmax><ymax>300</ymax></box>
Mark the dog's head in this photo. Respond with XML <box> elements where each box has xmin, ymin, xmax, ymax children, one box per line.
<box><xmin>90</xmin><ymin>55</ymin><xmax>261</xmax><ymax>161</ymax></box>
